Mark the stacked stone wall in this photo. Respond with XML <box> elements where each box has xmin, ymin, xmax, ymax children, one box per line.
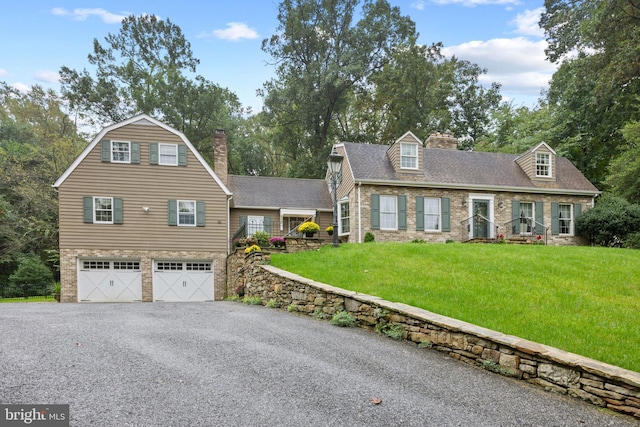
<box><xmin>232</xmin><ymin>252</ymin><xmax>640</xmax><ymax>420</ymax></box>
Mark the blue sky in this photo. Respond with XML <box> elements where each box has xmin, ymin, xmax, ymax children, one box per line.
<box><xmin>1</xmin><ymin>0</ymin><xmax>552</xmax><ymax>113</ymax></box>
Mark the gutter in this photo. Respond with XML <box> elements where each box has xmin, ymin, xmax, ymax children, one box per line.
<box><xmin>354</xmin><ymin>179</ymin><xmax>601</xmax><ymax>197</ymax></box>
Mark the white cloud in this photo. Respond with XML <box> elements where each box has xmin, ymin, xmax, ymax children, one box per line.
<box><xmin>510</xmin><ymin>8</ymin><xmax>545</xmax><ymax>37</ymax></box>
<box><xmin>51</xmin><ymin>7</ymin><xmax>126</xmax><ymax>24</ymax></box>
<box><xmin>412</xmin><ymin>1</ymin><xmax>426</xmax><ymax>10</ymax></box>
<box><xmin>12</xmin><ymin>83</ymin><xmax>30</xmax><ymax>93</ymax></box>
<box><xmin>199</xmin><ymin>22</ymin><xmax>259</xmax><ymax>41</ymax></box>
<box><xmin>430</xmin><ymin>0</ymin><xmax>520</xmax><ymax>7</ymax></box>
<box><xmin>35</xmin><ymin>70</ymin><xmax>60</xmax><ymax>83</ymax></box>
<box><xmin>443</xmin><ymin>37</ymin><xmax>556</xmax><ymax>98</ymax></box>
<box><xmin>0</xmin><ymin>68</ymin><xmax>7</xmax><ymax>77</ymax></box>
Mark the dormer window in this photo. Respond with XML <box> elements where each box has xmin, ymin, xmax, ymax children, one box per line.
<box><xmin>536</xmin><ymin>152</ymin><xmax>551</xmax><ymax>177</ymax></box>
<box><xmin>401</xmin><ymin>143</ymin><xmax>418</xmax><ymax>169</ymax></box>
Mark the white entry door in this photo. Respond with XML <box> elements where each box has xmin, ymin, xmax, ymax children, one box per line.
<box><xmin>78</xmin><ymin>260</ymin><xmax>142</xmax><ymax>302</ymax></box>
<box><xmin>153</xmin><ymin>261</ymin><xmax>214</xmax><ymax>302</ymax></box>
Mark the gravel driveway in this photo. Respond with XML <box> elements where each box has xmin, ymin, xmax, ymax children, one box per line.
<box><xmin>1</xmin><ymin>302</ymin><xmax>637</xmax><ymax>426</ymax></box>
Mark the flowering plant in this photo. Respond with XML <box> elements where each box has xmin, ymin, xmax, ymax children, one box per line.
<box><xmin>244</xmin><ymin>244</ymin><xmax>261</xmax><ymax>254</ymax></box>
<box><xmin>269</xmin><ymin>237</ymin><xmax>285</xmax><ymax>247</ymax></box>
<box><xmin>298</xmin><ymin>221</ymin><xmax>320</xmax><ymax>234</ymax></box>
<box><xmin>325</xmin><ymin>226</ymin><xmax>334</xmax><ymax>232</ymax></box>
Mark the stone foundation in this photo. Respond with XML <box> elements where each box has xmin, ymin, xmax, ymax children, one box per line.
<box><xmin>235</xmin><ymin>253</ymin><xmax>640</xmax><ymax>420</ymax></box>
<box><xmin>60</xmin><ymin>249</ymin><xmax>227</xmax><ymax>302</ymax></box>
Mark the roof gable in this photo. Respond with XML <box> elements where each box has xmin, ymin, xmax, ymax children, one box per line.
<box><xmin>53</xmin><ymin>114</ymin><xmax>231</xmax><ymax>195</ymax></box>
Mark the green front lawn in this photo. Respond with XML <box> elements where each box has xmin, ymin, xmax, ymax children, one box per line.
<box><xmin>271</xmin><ymin>243</ymin><xmax>640</xmax><ymax>373</ymax></box>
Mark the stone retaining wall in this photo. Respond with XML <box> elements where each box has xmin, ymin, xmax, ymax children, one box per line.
<box><xmin>234</xmin><ymin>252</ymin><xmax>640</xmax><ymax>420</ymax></box>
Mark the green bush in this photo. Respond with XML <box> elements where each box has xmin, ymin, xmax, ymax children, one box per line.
<box><xmin>254</xmin><ymin>231</ymin><xmax>271</xmax><ymax>248</ymax></box>
<box><xmin>576</xmin><ymin>194</ymin><xmax>640</xmax><ymax>246</ymax></box>
<box><xmin>7</xmin><ymin>254</ymin><xmax>54</xmax><ymax>297</ymax></box>
<box><xmin>364</xmin><ymin>232</ymin><xmax>375</xmax><ymax>243</ymax></box>
<box><xmin>330</xmin><ymin>310</ymin><xmax>356</xmax><ymax>327</ymax></box>
<box><xmin>624</xmin><ymin>232</ymin><xmax>640</xmax><ymax>249</ymax></box>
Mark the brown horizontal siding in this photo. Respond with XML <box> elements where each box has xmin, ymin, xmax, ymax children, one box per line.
<box><xmin>59</xmin><ymin>124</ymin><xmax>228</xmax><ymax>252</ymax></box>
<box><xmin>230</xmin><ymin>208</ymin><xmax>333</xmax><ymax>238</ymax></box>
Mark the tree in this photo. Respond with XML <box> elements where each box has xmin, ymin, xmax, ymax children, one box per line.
<box><xmin>261</xmin><ymin>0</ymin><xmax>416</xmax><ymax>177</ymax></box>
<box><xmin>540</xmin><ymin>0</ymin><xmax>640</xmax><ymax>187</ymax></box>
<box><xmin>60</xmin><ymin>15</ymin><xmax>244</xmax><ymax>165</ymax></box>
<box><xmin>0</xmin><ymin>83</ymin><xmax>83</xmax><ymax>274</ymax></box>
<box><xmin>604</xmin><ymin>121</ymin><xmax>640</xmax><ymax>202</ymax></box>
<box><xmin>333</xmin><ymin>42</ymin><xmax>502</xmax><ymax>148</ymax></box>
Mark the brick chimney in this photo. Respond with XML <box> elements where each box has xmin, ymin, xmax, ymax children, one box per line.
<box><xmin>425</xmin><ymin>131</ymin><xmax>458</xmax><ymax>149</ymax></box>
<box><xmin>213</xmin><ymin>129</ymin><xmax>228</xmax><ymax>185</ymax></box>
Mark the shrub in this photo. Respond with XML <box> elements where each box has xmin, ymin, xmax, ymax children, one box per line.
<box><xmin>254</xmin><ymin>231</ymin><xmax>271</xmax><ymax>247</ymax></box>
<box><xmin>576</xmin><ymin>194</ymin><xmax>640</xmax><ymax>246</ymax></box>
<box><xmin>364</xmin><ymin>232</ymin><xmax>375</xmax><ymax>243</ymax></box>
<box><xmin>7</xmin><ymin>254</ymin><xmax>54</xmax><ymax>298</ymax></box>
<box><xmin>376</xmin><ymin>323</ymin><xmax>405</xmax><ymax>340</ymax></box>
<box><xmin>242</xmin><ymin>295</ymin><xmax>262</xmax><ymax>305</ymax></box>
<box><xmin>331</xmin><ymin>310</ymin><xmax>356</xmax><ymax>327</ymax></box>
<box><xmin>624</xmin><ymin>232</ymin><xmax>640</xmax><ymax>249</ymax></box>
<box><xmin>265</xmin><ymin>299</ymin><xmax>279</xmax><ymax>308</ymax></box>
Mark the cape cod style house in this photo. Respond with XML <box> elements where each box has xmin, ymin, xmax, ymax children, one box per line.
<box><xmin>329</xmin><ymin>132</ymin><xmax>600</xmax><ymax>245</ymax></box>
<box><xmin>54</xmin><ymin>115</ymin><xmax>599</xmax><ymax>302</ymax></box>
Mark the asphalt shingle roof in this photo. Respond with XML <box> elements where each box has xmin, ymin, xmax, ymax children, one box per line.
<box><xmin>228</xmin><ymin>175</ymin><xmax>333</xmax><ymax>210</ymax></box>
<box><xmin>343</xmin><ymin>142</ymin><xmax>599</xmax><ymax>193</ymax></box>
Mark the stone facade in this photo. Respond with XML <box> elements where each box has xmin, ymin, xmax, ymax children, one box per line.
<box><xmin>350</xmin><ymin>185</ymin><xmax>592</xmax><ymax>245</ymax></box>
<box><xmin>233</xmin><ymin>253</ymin><xmax>640</xmax><ymax>420</ymax></box>
<box><xmin>60</xmin><ymin>249</ymin><xmax>227</xmax><ymax>302</ymax></box>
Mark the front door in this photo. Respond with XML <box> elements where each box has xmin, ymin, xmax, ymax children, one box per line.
<box><xmin>473</xmin><ymin>200</ymin><xmax>490</xmax><ymax>239</ymax></box>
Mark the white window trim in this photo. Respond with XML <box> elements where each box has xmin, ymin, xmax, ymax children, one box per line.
<box><xmin>93</xmin><ymin>196</ymin><xmax>114</xmax><ymax>224</ymax></box>
<box><xmin>558</xmin><ymin>203</ymin><xmax>574</xmax><ymax>236</ymax></box>
<box><xmin>111</xmin><ymin>140</ymin><xmax>131</xmax><ymax>164</ymax></box>
<box><xmin>380</xmin><ymin>195</ymin><xmax>398</xmax><ymax>231</ymax></box>
<box><xmin>535</xmin><ymin>152</ymin><xmax>551</xmax><ymax>177</ymax></box>
<box><xmin>424</xmin><ymin>197</ymin><xmax>441</xmax><ymax>232</ymax></box>
<box><xmin>400</xmin><ymin>143</ymin><xmax>419</xmax><ymax>170</ymax></box>
<box><xmin>159</xmin><ymin>143</ymin><xmax>178</xmax><ymax>166</ymax></box>
<box><xmin>178</xmin><ymin>200</ymin><xmax>196</xmax><ymax>227</ymax></box>
<box><xmin>338</xmin><ymin>198</ymin><xmax>350</xmax><ymax>235</ymax></box>
<box><xmin>247</xmin><ymin>215</ymin><xmax>265</xmax><ymax>235</ymax></box>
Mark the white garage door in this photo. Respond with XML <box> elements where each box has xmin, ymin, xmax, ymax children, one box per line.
<box><xmin>78</xmin><ymin>260</ymin><xmax>142</xmax><ymax>302</ymax></box>
<box><xmin>153</xmin><ymin>261</ymin><xmax>214</xmax><ymax>302</ymax></box>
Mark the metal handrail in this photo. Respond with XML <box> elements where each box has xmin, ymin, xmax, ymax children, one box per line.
<box><xmin>460</xmin><ymin>214</ymin><xmax>500</xmax><ymax>241</ymax></box>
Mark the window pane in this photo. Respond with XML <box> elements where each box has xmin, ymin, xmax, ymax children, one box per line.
<box><xmin>340</xmin><ymin>202</ymin><xmax>350</xmax><ymax>233</ymax></box>
<box><xmin>424</xmin><ymin>198</ymin><xmax>440</xmax><ymax>231</ymax></box>
<box><xmin>519</xmin><ymin>202</ymin><xmax>533</xmax><ymax>233</ymax></box>
<box><xmin>401</xmin><ymin>144</ymin><xmax>417</xmax><ymax>169</ymax></box>
<box><xmin>178</xmin><ymin>201</ymin><xmax>195</xmax><ymax>225</ymax></box>
<box><xmin>380</xmin><ymin>196</ymin><xmax>397</xmax><ymax>229</ymax></box>
<box><xmin>159</xmin><ymin>144</ymin><xmax>177</xmax><ymax>165</ymax></box>
<box><xmin>559</xmin><ymin>204</ymin><xmax>572</xmax><ymax>234</ymax></box>
<box><xmin>94</xmin><ymin>197</ymin><xmax>113</xmax><ymax>223</ymax></box>
<box><xmin>112</xmin><ymin>141</ymin><xmax>130</xmax><ymax>162</ymax></box>
<box><xmin>536</xmin><ymin>153</ymin><xmax>550</xmax><ymax>176</ymax></box>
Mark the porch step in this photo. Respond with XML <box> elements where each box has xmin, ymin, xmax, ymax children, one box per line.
<box><xmin>463</xmin><ymin>238</ymin><xmax>539</xmax><ymax>245</ymax></box>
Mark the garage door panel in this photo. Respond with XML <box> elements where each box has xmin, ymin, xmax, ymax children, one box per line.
<box><xmin>153</xmin><ymin>262</ymin><xmax>213</xmax><ymax>302</ymax></box>
<box><xmin>78</xmin><ymin>260</ymin><xmax>142</xmax><ymax>302</ymax></box>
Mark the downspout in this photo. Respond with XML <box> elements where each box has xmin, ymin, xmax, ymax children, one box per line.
<box><xmin>357</xmin><ymin>182</ymin><xmax>362</xmax><ymax>243</ymax></box>
<box><xmin>227</xmin><ymin>195</ymin><xmax>233</xmax><ymax>254</ymax></box>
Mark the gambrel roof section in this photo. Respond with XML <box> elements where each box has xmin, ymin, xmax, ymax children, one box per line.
<box><xmin>53</xmin><ymin>114</ymin><xmax>231</xmax><ymax>195</ymax></box>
